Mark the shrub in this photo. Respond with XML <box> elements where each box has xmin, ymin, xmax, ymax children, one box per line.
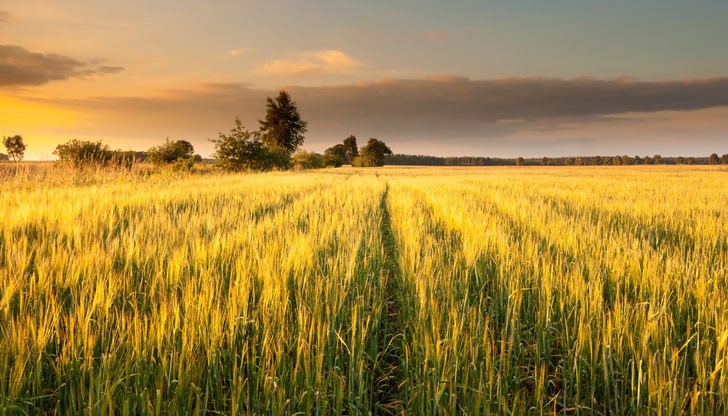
<box><xmin>323</xmin><ymin>144</ymin><xmax>347</xmax><ymax>167</ymax></box>
<box><xmin>212</xmin><ymin>118</ymin><xmax>268</xmax><ymax>172</ymax></box>
<box><xmin>54</xmin><ymin>140</ymin><xmax>113</xmax><ymax>167</ymax></box>
<box><xmin>292</xmin><ymin>151</ymin><xmax>326</xmax><ymax>170</ymax></box>
<box><xmin>147</xmin><ymin>139</ymin><xmax>195</xmax><ymax>165</ymax></box>
<box><xmin>354</xmin><ymin>138</ymin><xmax>392</xmax><ymax>167</ymax></box>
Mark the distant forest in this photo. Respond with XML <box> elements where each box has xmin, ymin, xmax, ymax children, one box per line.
<box><xmin>385</xmin><ymin>153</ymin><xmax>728</xmax><ymax>166</ymax></box>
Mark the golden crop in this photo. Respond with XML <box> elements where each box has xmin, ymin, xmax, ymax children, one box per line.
<box><xmin>1</xmin><ymin>165</ymin><xmax>726</xmax><ymax>414</ymax></box>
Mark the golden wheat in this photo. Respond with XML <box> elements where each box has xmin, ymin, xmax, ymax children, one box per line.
<box><xmin>0</xmin><ymin>165</ymin><xmax>726</xmax><ymax>414</ymax></box>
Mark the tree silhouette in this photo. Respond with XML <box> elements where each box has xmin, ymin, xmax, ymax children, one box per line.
<box><xmin>259</xmin><ymin>91</ymin><xmax>308</xmax><ymax>154</ymax></box>
<box><xmin>343</xmin><ymin>135</ymin><xmax>358</xmax><ymax>163</ymax></box>
<box><xmin>324</xmin><ymin>144</ymin><xmax>347</xmax><ymax>167</ymax></box>
<box><xmin>353</xmin><ymin>138</ymin><xmax>392</xmax><ymax>167</ymax></box>
<box><xmin>2</xmin><ymin>135</ymin><xmax>26</xmax><ymax>162</ymax></box>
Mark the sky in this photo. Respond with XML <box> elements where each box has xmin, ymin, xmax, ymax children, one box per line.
<box><xmin>1</xmin><ymin>0</ymin><xmax>728</xmax><ymax>159</ymax></box>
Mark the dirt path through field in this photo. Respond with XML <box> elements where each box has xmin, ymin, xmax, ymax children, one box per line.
<box><xmin>373</xmin><ymin>183</ymin><xmax>406</xmax><ymax>415</ymax></box>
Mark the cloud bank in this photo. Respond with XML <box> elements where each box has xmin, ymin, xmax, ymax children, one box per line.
<box><xmin>30</xmin><ymin>76</ymin><xmax>728</xmax><ymax>157</ymax></box>
<box><xmin>0</xmin><ymin>44</ymin><xmax>124</xmax><ymax>87</ymax></box>
<box><xmin>288</xmin><ymin>76</ymin><xmax>728</xmax><ymax>122</ymax></box>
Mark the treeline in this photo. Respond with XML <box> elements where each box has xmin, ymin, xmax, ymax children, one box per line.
<box><xmin>385</xmin><ymin>153</ymin><xmax>728</xmax><ymax>166</ymax></box>
<box><xmin>385</xmin><ymin>154</ymin><xmax>514</xmax><ymax>166</ymax></box>
<box><xmin>2</xmin><ymin>91</ymin><xmax>395</xmax><ymax>172</ymax></box>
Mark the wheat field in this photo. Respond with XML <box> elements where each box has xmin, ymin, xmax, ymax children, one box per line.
<box><xmin>1</xmin><ymin>165</ymin><xmax>727</xmax><ymax>414</ymax></box>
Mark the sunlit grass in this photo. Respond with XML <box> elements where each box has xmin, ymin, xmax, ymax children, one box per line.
<box><xmin>1</xmin><ymin>165</ymin><xmax>726</xmax><ymax>414</ymax></box>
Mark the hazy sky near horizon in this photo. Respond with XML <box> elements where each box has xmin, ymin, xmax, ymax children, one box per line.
<box><xmin>1</xmin><ymin>0</ymin><xmax>728</xmax><ymax>159</ymax></box>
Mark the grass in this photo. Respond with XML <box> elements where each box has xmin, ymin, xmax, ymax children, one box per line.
<box><xmin>1</xmin><ymin>164</ymin><xmax>727</xmax><ymax>414</ymax></box>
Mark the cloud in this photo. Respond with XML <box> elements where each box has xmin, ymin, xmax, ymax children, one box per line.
<box><xmin>0</xmin><ymin>10</ymin><xmax>13</xmax><ymax>24</ymax></box>
<box><xmin>255</xmin><ymin>49</ymin><xmax>360</xmax><ymax>76</ymax></box>
<box><xmin>0</xmin><ymin>44</ymin><xmax>123</xmax><ymax>87</ymax></box>
<box><xmin>30</xmin><ymin>76</ymin><xmax>728</xmax><ymax>157</ymax></box>
<box><xmin>226</xmin><ymin>48</ymin><xmax>252</xmax><ymax>57</ymax></box>
<box><xmin>286</xmin><ymin>76</ymin><xmax>728</xmax><ymax>123</ymax></box>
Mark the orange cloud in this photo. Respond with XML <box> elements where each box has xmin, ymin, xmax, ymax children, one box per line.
<box><xmin>226</xmin><ymin>48</ymin><xmax>252</xmax><ymax>57</ymax></box>
<box><xmin>255</xmin><ymin>49</ymin><xmax>360</xmax><ymax>76</ymax></box>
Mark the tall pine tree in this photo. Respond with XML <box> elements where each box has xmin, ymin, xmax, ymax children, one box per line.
<box><xmin>258</xmin><ymin>91</ymin><xmax>308</xmax><ymax>154</ymax></box>
<box><xmin>343</xmin><ymin>135</ymin><xmax>358</xmax><ymax>164</ymax></box>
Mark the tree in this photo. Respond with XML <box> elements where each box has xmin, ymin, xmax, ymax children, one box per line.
<box><xmin>0</xmin><ymin>153</ymin><xmax>8</xmax><ymax>161</ymax></box>
<box><xmin>516</xmin><ymin>157</ymin><xmax>524</xmax><ymax>166</ymax></box>
<box><xmin>675</xmin><ymin>156</ymin><xmax>686</xmax><ymax>165</ymax></box>
<box><xmin>541</xmin><ymin>157</ymin><xmax>549</xmax><ymax>166</ymax></box>
<box><xmin>147</xmin><ymin>139</ymin><xmax>195</xmax><ymax>165</ymax></box>
<box><xmin>323</xmin><ymin>143</ymin><xmax>347</xmax><ymax>167</ymax></box>
<box><xmin>343</xmin><ymin>135</ymin><xmax>358</xmax><ymax>163</ymax></box>
<box><xmin>211</xmin><ymin>118</ymin><xmax>269</xmax><ymax>172</ymax></box>
<box><xmin>54</xmin><ymin>139</ymin><xmax>112</xmax><ymax>167</ymax></box>
<box><xmin>653</xmin><ymin>154</ymin><xmax>663</xmax><ymax>165</ymax></box>
<box><xmin>2</xmin><ymin>135</ymin><xmax>26</xmax><ymax>162</ymax></box>
<box><xmin>258</xmin><ymin>90</ymin><xmax>308</xmax><ymax>155</ymax></box>
<box><xmin>721</xmin><ymin>154</ymin><xmax>728</xmax><ymax>164</ymax></box>
<box><xmin>709</xmin><ymin>153</ymin><xmax>720</xmax><ymax>165</ymax></box>
<box><xmin>353</xmin><ymin>138</ymin><xmax>392</xmax><ymax>167</ymax></box>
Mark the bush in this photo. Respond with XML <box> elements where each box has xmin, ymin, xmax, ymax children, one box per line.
<box><xmin>323</xmin><ymin>144</ymin><xmax>347</xmax><ymax>167</ymax></box>
<box><xmin>147</xmin><ymin>139</ymin><xmax>195</xmax><ymax>165</ymax></box>
<box><xmin>353</xmin><ymin>138</ymin><xmax>392</xmax><ymax>167</ymax></box>
<box><xmin>54</xmin><ymin>140</ymin><xmax>113</xmax><ymax>167</ymax></box>
<box><xmin>292</xmin><ymin>151</ymin><xmax>326</xmax><ymax>170</ymax></box>
<box><xmin>109</xmin><ymin>150</ymin><xmax>145</xmax><ymax>169</ymax></box>
<box><xmin>171</xmin><ymin>157</ymin><xmax>195</xmax><ymax>172</ymax></box>
<box><xmin>54</xmin><ymin>140</ymin><xmax>145</xmax><ymax>169</ymax></box>
<box><xmin>212</xmin><ymin>118</ymin><xmax>295</xmax><ymax>172</ymax></box>
<box><xmin>212</xmin><ymin>118</ymin><xmax>267</xmax><ymax>172</ymax></box>
<box><xmin>260</xmin><ymin>147</ymin><xmax>292</xmax><ymax>171</ymax></box>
